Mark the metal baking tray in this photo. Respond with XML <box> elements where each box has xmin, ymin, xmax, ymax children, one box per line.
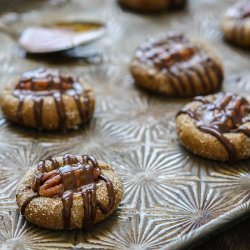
<box><xmin>0</xmin><ymin>0</ymin><xmax>249</xmax><ymax>249</ymax></box>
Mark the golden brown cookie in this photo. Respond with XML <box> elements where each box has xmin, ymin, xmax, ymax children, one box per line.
<box><xmin>118</xmin><ymin>0</ymin><xmax>186</xmax><ymax>13</ymax></box>
<box><xmin>176</xmin><ymin>93</ymin><xmax>250</xmax><ymax>162</ymax></box>
<box><xmin>221</xmin><ymin>0</ymin><xmax>250</xmax><ymax>48</ymax></box>
<box><xmin>1</xmin><ymin>68</ymin><xmax>95</xmax><ymax>130</ymax></box>
<box><xmin>16</xmin><ymin>154</ymin><xmax>124</xmax><ymax>230</ymax></box>
<box><xmin>130</xmin><ymin>32</ymin><xmax>224</xmax><ymax>97</ymax></box>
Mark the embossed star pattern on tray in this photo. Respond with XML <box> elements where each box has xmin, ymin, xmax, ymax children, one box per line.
<box><xmin>0</xmin><ymin>0</ymin><xmax>249</xmax><ymax>249</ymax></box>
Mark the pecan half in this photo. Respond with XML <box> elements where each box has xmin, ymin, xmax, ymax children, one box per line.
<box><xmin>32</xmin><ymin>164</ymin><xmax>101</xmax><ymax>197</ymax></box>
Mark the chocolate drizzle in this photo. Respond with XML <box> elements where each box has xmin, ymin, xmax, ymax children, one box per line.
<box><xmin>136</xmin><ymin>33</ymin><xmax>198</xmax><ymax>68</ymax></box>
<box><xmin>13</xmin><ymin>68</ymin><xmax>91</xmax><ymax>130</ymax></box>
<box><xmin>135</xmin><ymin>33</ymin><xmax>223</xmax><ymax>96</ymax></box>
<box><xmin>177</xmin><ymin>93</ymin><xmax>250</xmax><ymax>162</ymax></box>
<box><xmin>21</xmin><ymin>154</ymin><xmax>115</xmax><ymax>229</ymax></box>
<box><xmin>20</xmin><ymin>194</ymin><xmax>39</xmax><ymax>215</ymax></box>
<box><xmin>119</xmin><ymin>0</ymin><xmax>186</xmax><ymax>12</ymax></box>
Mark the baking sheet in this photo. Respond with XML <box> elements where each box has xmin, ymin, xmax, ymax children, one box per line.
<box><xmin>0</xmin><ymin>0</ymin><xmax>249</xmax><ymax>249</ymax></box>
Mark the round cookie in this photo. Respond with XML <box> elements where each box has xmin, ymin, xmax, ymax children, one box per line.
<box><xmin>221</xmin><ymin>0</ymin><xmax>250</xmax><ymax>48</ymax></box>
<box><xmin>1</xmin><ymin>68</ymin><xmax>95</xmax><ymax>131</ymax></box>
<box><xmin>118</xmin><ymin>0</ymin><xmax>186</xmax><ymax>13</ymax></box>
<box><xmin>16</xmin><ymin>154</ymin><xmax>124</xmax><ymax>230</ymax></box>
<box><xmin>176</xmin><ymin>93</ymin><xmax>250</xmax><ymax>162</ymax></box>
<box><xmin>130</xmin><ymin>32</ymin><xmax>224</xmax><ymax>97</ymax></box>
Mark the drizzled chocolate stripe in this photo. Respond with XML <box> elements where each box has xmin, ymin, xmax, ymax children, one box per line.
<box><xmin>21</xmin><ymin>154</ymin><xmax>115</xmax><ymax>229</ymax></box>
<box><xmin>83</xmin><ymin>94</ymin><xmax>90</xmax><ymax>121</ymax></box>
<box><xmin>51</xmin><ymin>158</ymin><xmax>61</xmax><ymax>169</ymax></box>
<box><xmin>184</xmin><ymin>70</ymin><xmax>196</xmax><ymax>96</ymax></box>
<box><xmin>53</xmin><ymin>92</ymin><xmax>66</xmax><ymax>130</ymax></box>
<box><xmin>168</xmin><ymin>70</ymin><xmax>186</xmax><ymax>95</ymax></box>
<box><xmin>168</xmin><ymin>0</ymin><xmax>186</xmax><ymax>9</ymax></box>
<box><xmin>194</xmin><ymin>95</ymin><xmax>209</xmax><ymax>104</ymax></box>
<box><xmin>81</xmin><ymin>183</ymin><xmax>97</xmax><ymax>229</ymax></box>
<box><xmin>199</xmin><ymin>125</ymin><xmax>237</xmax><ymax>162</ymax></box>
<box><xmin>21</xmin><ymin>194</ymin><xmax>39</xmax><ymax>215</ymax></box>
<box><xmin>63</xmin><ymin>154</ymin><xmax>78</xmax><ymax>165</ymax></box>
<box><xmin>61</xmin><ymin>191</ymin><xmax>74</xmax><ymax>229</ymax></box>
<box><xmin>38</xmin><ymin>154</ymin><xmax>77</xmax><ymax>173</ymax></box>
<box><xmin>238</xmin><ymin>127</ymin><xmax>250</xmax><ymax>136</ymax></box>
<box><xmin>33</xmin><ymin>97</ymin><xmax>43</xmax><ymax>128</ymax></box>
<box><xmin>74</xmin><ymin>95</ymin><xmax>85</xmax><ymax>122</ymax></box>
<box><xmin>189</xmin><ymin>67</ymin><xmax>205</xmax><ymax>93</ymax></box>
<box><xmin>98</xmin><ymin>174</ymin><xmax>115</xmax><ymax>212</ymax></box>
<box><xmin>16</xmin><ymin>95</ymin><xmax>25</xmax><ymax>124</ymax></box>
<box><xmin>207</xmin><ymin>59</ymin><xmax>224</xmax><ymax>85</ymax></box>
<box><xmin>177</xmin><ymin>93</ymin><xmax>250</xmax><ymax>162</ymax></box>
<box><xmin>200</xmin><ymin>61</ymin><xmax>213</xmax><ymax>92</ymax></box>
<box><xmin>38</xmin><ymin>160</ymin><xmax>47</xmax><ymax>173</ymax></box>
<box><xmin>166</xmin><ymin>73</ymin><xmax>179</xmax><ymax>95</ymax></box>
<box><xmin>119</xmin><ymin>0</ymin><xmax>186</xmax><ymax>12</ymax></box>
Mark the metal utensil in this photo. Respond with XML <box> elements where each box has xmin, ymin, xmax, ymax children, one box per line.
<box><xmin>0</xmin><ymin>20</ymin><xmax>106</xmax><ymax>54</ymax></box>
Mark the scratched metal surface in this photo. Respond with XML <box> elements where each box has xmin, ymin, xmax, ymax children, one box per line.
<box><xmin>0</xmin><ymin>0</ymin><xmax>249</xmax><ymax>249</ymax></box>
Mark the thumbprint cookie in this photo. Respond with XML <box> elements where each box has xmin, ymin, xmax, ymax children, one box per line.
<box><xmin>176</xmin><ymin>93</ymin><xmax>250</xmax><ymax>162</ymax></box>
<box><xmin>130</xmin><ymin>32</ymin><xmax>224</xmax><ymax>97</ymax></box>
<box><xmin>1</xmin><ymin>68</ymin><xmax>95</xmax><ymax>130</ymax></box>
<box><xmin>118</xmin><ymin>0</ymin><xmax>186</xmax><ymax>13</ymax></box>
<box><xmin>221</xmin><ymin>0</ymin><xmax>250</xmax><ymax>48</ymax></box>
<box><xmin>16</xmin><ymin>154</ymin><xmax>124</xmax><ymax>230</ymax></box>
